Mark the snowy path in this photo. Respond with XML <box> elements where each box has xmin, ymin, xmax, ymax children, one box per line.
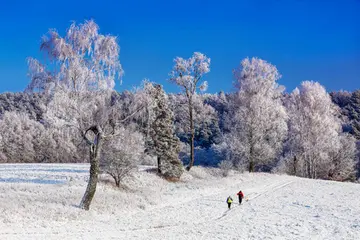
<box><xmin>1</xmin><ymin>178</ymin><xmax>295</xmax><ymax>239</ymax></box>
<box><xmin>0</xmin><ymin>164</ymin><xmax>359</xmax><ymax>239</ymax></box>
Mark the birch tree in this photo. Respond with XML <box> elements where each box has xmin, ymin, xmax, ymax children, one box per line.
<box><xmin>169</xmin><ymin>52</ymin><xmax>210</xmax><ymax>170</ymax></box>
<box><xmin>284</xmin><ymin>81</ymin><xmax>343</xmax><ymax>179</ymax></box>
<box><xmin>328</xmin><ymin>133</ymin><xmax>357</xmax><ymax>181</ymax></box>
<box><xmin>27</xmin><ymin>20</ymin><xmax>122</xmax><ymax>93</ymax></box>
<box><xmin>229</xmin><ymin>57</ymin><xmax>288</xmax><ymax>172</ymax></box>
<box><xmin>26</xmin><ymin>20</ymin><xmax>143</xmax><ymax>210</ymax></box>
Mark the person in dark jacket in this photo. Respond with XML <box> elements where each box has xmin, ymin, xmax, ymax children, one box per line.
<box><xmin>237</xmin><ymin>190</ymin><xmax>244</xmax><ymax>204</ymax></box>
<box><xmin>226</xmin><ymin>196</ymin><xmax>233</xmax><ymax>209</ymax></box>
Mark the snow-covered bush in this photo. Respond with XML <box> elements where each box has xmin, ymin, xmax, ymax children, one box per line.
<box><xmin>101</xmin><ymin>128</ymin><xmax>145</xmax><ymax>187</ymax></box>
<box><xmin>140</xmin><ymin>155</ymin><xmax>157</xmax><ymax>166</ymax></box>
<box><xmin>218</xmin><ymin>160</ymin><xmax>233</xmax><ymax>177</ymax></box>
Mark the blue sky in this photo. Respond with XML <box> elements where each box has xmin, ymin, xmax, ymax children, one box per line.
<box><xmin>0</xmin><ymin>0</ymin><xmax>359</xmax><ymax>94</ymax></box>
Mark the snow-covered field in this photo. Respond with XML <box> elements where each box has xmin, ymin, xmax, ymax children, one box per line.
<box><xmin>0</xmin><ymin>164</ymin><xmax>359</xmax><ymax>240</ymax></box>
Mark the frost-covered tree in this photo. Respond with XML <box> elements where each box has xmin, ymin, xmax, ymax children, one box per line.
<box><xmin>169</xmin><ymin>52</ymin><xmax>210</xmax><ymax>170</ymax></box>
<box><xmin>331</xmin><ymin>91</ymin><xmax>352</xmax><ymax>109</ymax></box>
<box><xmin>0</xmin><ymin>111</ymin><xmax>43</xmax><ymax>163</ymax></box>
<box><xmin>26</xmin><ymin>20</ymin><xmax>130</xmax><ymax>210</ymax></box>
<box><xmin>0</xmin><ymin>110</ymin><xmax>82</xmax><ymax>164</ymax></box>
<box><xmin>192</xmin><ymin>94</ymin><xmax>222</xmax><ymax>148</ymax></box>
<box><xmin>203</xmin><ymin>91</ymin><xmax>231</xmax><ymax>134</ymax></box>
<box><xmin>0</xmin><ymin>134</ymin><xmax>5</xmax><ymax>162</ymax></box>
<box><xmin>46</xmin><ymin>88</ymin><xmax>148</xmax><ymax>207</ymax></box>
<box><xmin>0</xmin><ymin>92</ymin><xmax>48</xmax><ymax>121</ymax></box>
<box><xmin>229</xmin><ymin>57</ymin><xmax>288</xmax><ymax>172</ymax></box>
<box><xmin>169</xmin><ymin>93</ymin><xmax>221</xmax><ymax>149</ymax></box>
<box><xmin>145</xmin><ymin>83</ymin><xmax>183</xmax><ymax>180</ymax></box>
<box><xmin>347</xmin><ymin>90</ymin><xmax>360</xmax><ymax>139</ymax></box>
<box><xmin>328</xmin><ymin>133</ymin><xmax>357</xmax><ymax>181</ymax></box>
<box><xmin>101</xmin><ymin>128</ymin><xmax>144</xmax><ymax>187</ymax></box>
<box><xmin>45</xmin><ymin>89</ymin><xmax>115</xmax><ymax>209</ymax></box>
<box><xmin>331</xmin><ymin>90</ymin><xmax>360</xmax><ymax>138</ymax></box>
<box><xmin>27</xmin><ymin>20</ymin><xmax>122</xmax><ymax>93</ymax></box>
<box><xmin>284</xmin><ymin>81</ymin><xmax>344</xmax><ymax>179</ymax></box>
<box><xmin>0</xmin><ymin>112</ymin><xmax>35</xmax><ymax>162</ymax></box>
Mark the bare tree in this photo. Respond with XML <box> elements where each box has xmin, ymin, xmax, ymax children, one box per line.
<box><xmin>169</xmin><ymin>52</ymin><xmax>210</xmax><ymax>170</ymax></box>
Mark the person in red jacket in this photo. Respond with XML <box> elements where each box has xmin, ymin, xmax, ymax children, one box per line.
<box><xmin>237</xmin><ymin>190</ymin><xmax>244</xmax><ymax>204</ymax></box>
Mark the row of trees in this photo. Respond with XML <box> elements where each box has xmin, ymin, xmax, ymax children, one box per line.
<box><xmin>1</xmin><ymin>85</ymin><xmax>357</xmax><ymax>178</ymax></box>
<box><xmin>0</xmin><ymin>20</ymin><xmax>358</xmax><ymax>209</ymax></box>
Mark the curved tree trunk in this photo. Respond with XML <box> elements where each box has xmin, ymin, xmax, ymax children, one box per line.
<box><xmin>80</xmin><ymin>126</ymin><xmax>103</xmax><ymax>211</ymax></box>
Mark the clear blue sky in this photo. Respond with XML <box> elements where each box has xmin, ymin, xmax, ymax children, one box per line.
<box><xmin>0</xmin><ymin>0</ymin><xmax>359</xmax><ymax>94</ymax></box>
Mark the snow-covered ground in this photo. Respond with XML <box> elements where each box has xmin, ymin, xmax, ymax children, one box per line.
<box><xmin>0</xmin><ymin>164</ymin><xmax>359</xmax><ymax>240</ymax></box>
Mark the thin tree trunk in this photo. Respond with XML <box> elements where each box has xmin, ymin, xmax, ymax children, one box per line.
<box><xmin>157</xmin><ymin>156</ymin><xmax>162</xmax><ymax>173</ymax></box>
<box><xmin>80</xmin><ymin>126</ymin><xmax>103</xmax><ymax>211</ymax></box>
<box><xmin>313</xmin><ymin>160</ymin><xmax>317</xmax><ymax>179</ymax></box>
<box><xmin>186</xmin><ymin>98</ymin><xmax>195</xmax><ymax>171</ymax></box>
<box><xmin>305</xmin><ymin>153</ymin><xmax>311</xmax><ymax>179</ymax></box>
<box><xmin>249</xmin><ymin>128</ymin><xmax>254</xmax><ymax>173</ymax></box>
<box><xmin>249</xmin><ymin>143</ymin><xmax>254</xmax><ymax>172</ymax></box>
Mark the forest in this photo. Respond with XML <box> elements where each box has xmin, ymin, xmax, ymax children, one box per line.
<box><xmin>0</xmin><ymin>20</ymin><xmax>359</xmax><ymax>195</ymax></box>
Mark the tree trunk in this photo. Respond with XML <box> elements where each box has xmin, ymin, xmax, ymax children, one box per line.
<box><xmin>293</xmin><ymin>156</ymin><xmax>297</xmax><ymax>176</ymax></box>
<box><xmin>305</xmin><ymin>153</ymin><xmax>311</xmax><ymax>178</ymax></box>
<box><xmin>186</xmin><ymin>98</ymin><xmax>195</xmax><ymax>171</ymax></box>
<box><xmin>249</xmin><ymin>159</ymin><xmax>254</xmax><ymax>172</ymax></box>
<box><xmin>313</xmin><ymin>159</ymin><xmax>317</xmax><ymax>179</ymax></box>
<box><xmin>157</xmin><ymin>156</ymin><xmax>162</xmax><ymax>174</ymax></box>
<box><xmin>249</xmin><ymin>140</ymin><xmax>254</xmax><ymax>172</ymax></box>
<box><xmin>80</xmin><ymin>126</ymin><xmax>103</xmax><ymax>211</ymax></box>
<box><xmin>115</xmin><ymin>178</ymin><xmax>120</xmax><ymax>187</ymax></box>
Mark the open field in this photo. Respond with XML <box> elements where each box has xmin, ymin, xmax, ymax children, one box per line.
<box><xmin>0</xmin><ymin>164</ymin><xmax>359</xmax><ymax>240</ymax></box>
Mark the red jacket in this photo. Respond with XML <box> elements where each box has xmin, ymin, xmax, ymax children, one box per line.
<box><xmin>237</xmin><ymin>191</ymin><xmax>244</xmax><ymax>198</ymax></box>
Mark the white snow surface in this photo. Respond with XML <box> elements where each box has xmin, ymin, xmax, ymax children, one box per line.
<box><xmin>0</xmin><ymin>164</ymin><xmax>359</xmax><ymax>240</ymax></box>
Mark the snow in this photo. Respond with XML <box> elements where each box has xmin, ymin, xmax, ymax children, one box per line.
<box><xmin>0</xmin><ymin>164</ymin><xmax>359</xmax><ymax>239</ymax></box>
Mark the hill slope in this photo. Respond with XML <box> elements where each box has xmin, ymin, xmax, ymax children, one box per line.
<box><xmin>0</xmin><ymin>164</ymin><xmax>359</xmax><ymax>239</ymax></box>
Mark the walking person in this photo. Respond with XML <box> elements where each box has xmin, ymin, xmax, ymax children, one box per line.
<box><xmin>226</xmin><ymin>196</ymin><xmax>233</xmax><ymax>209</ymax></box>
<box><xmin>237</xmin><ymin>190</ymin><xmax>244</xmax><ymax>205</ymax></box>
